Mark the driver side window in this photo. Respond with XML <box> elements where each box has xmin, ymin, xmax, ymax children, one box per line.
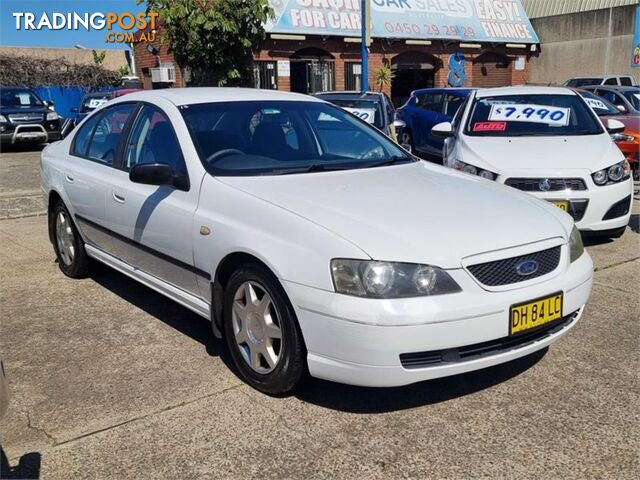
<box><xmin>124</xmin><ymin>105</ymin><xmax>187</xmax><ymax>177</ymax></box>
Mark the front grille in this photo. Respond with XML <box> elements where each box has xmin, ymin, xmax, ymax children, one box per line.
<box><xmin>8</xmin><ymin>113</ymin><xmax>44</xmax><ymax>123</ymax></box>
<box><xmin>467</xmin><ymin>246</ymin><xmax>561</xmax><ymax>287</ymax></box>
<box><xmin>505</xmin><ymin>178</ymin><xmax>587</xmax><ymax>191</ymax></box>
<box><xmin>399</xmin><ymin>311</ymin><xmax>578</xmax><ymax>369</ymax></box>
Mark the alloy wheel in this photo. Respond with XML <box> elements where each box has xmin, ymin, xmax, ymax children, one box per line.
<box><xmin>231</xmin><ymin>281</ymin><xmax>283</xmax><ymax>374</ymax></box>
<box><xmin>55</xmin><ymin>210</ymin><xmax>75</xmax><ymax>266</ymax></box>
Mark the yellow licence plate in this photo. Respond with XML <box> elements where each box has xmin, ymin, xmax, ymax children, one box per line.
<box><xmin>510</xmin><ymin>292</ymin><xmax>564</xmax><ymax>335</ymax></box>
<box><xmin>549</xmin><ymin>200</ymin><xmax>569</xmax><ymax>212</ymax></box>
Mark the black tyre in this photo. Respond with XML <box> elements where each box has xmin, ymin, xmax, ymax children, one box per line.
<box><xmin>399</xmin><ymin>130</ymin><xmax>414</xmax><ymax>154</ymax></box>
<box><xmin>49</xmin><ymin>201</ymin><xmax>90</xmax><ymax>278</ymax></box>
<box><xmin>223</xmin><ymin>263</ymin><xmax>305</xmax><ymax>394</ymax></box>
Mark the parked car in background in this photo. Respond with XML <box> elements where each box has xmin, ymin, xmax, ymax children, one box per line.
<box><xmin>577</xmin><ymin>90</ymin><xmax>639</xmax><ymax>178</ymax></box>
<box><xmin>395</xmin><ymin>88</ymin><xmax>472</xmax><ymax>158</ymax></box>
<box><xmin>563</xmin><ymin>75</ymin><xmax>636</xmax><ymax>88</ymax></box>
<box><xmin>0</xmin><ymin>87</ymin><xmax>62</xmax><ymax>145</ymax></box>
<box><xmin>72</xmin><ymin>89</ymin><xmax>141</xmax><ymax>126</ymax></box>
<box><xmin>41</xmin><ymin>88</ymin><xmax>593</xmax><ymax>393</ymax></box>
<box><xmin>435</xmin><ymin>86</ymin><xmax>633</xmax><ymax>238</ymax></box>
<box><xmin>582</xmin><ymin>85</ymin><xmax>640</xmax><ymax>115</ymax></box>
<box><xmin>312</xmin><ymin>91</ymin><xmax>401</xmax><ymax>139</ymax></box>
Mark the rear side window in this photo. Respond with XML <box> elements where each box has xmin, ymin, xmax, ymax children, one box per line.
<box><xmin>620</xmin><ymin>77</ymin><xmax>633</xmax><ymax>86</ymax></box>
<box><xmin>72</xmin><ymin>113</ymin><xmax>101</xmax><ymax>157</ymax></box>
<box><xmin>443</xmin><ymin>94</ymin><xmax>464</xmax><ymax>117</ymax></box>
<box><xmin>87</xmin><ymin>104</ymin><xmax>135</xmax><ymax>165</ymax></box>
<box><xmin>416</xmin><ymin>93</ymin><xmax>443</xmax><ymax>112</ymax></box>
<box><xmin>603</xmin><ymin>77</ymin><xmax>618</xmax><ymax>85</ymax></box>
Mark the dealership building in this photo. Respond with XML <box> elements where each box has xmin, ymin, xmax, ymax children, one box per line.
<box><xmin>134</xmin><ymin>0</ymin><xmax>540</xmax><ymax>105</ymax></box>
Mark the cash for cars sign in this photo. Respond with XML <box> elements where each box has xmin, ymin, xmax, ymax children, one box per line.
<box><xmin>266</xmin><ymin>0</ymin><xmax>539</xmax><ymax>43</ymax></box>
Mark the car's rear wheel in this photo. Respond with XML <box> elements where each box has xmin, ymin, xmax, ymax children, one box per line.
<box><xmin>223</xmin><ymin>263</ymin><xmax>305</xmax><ymax>394</ymax></box>
<box><xmin>50</xmin><ymin>202</ymin><xmax>90</xmax><ymax>278</ymax></box>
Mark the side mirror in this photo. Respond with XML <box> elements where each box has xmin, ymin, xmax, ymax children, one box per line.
<box><xmin>431</xmin><ymin>122</ymin><xmax>454</xmax><ymax>138</ymax></box>
<box><xmin>606</xmin><ymin>118</ymin><xmax>625</xmax><ymax>134</ymax></box>
<box><xmin>129</xmin><ymin>163</ymin><xmax>174</xmax><ymax>187</ymax></box>
<box><xmin>45</xmin><ymin>100</ymin><xmax>55</xmax><ymax>110</ymax></box>
<box><xmin>615</xmin><ymin>104</ymin><xmax>627</xmax><ymax>113</ymax></box>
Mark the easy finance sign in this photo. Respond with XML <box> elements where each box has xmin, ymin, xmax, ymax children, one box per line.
<box><xmin>266</xmin><ymin>0</ymin><xmax>538</xmax><ymax>43</ymax></box>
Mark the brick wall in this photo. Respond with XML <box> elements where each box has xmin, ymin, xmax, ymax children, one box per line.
<box><xmin>134</xmin><ymin>33</ymin><xmax>535</xmax><ymax>92</ymax></box>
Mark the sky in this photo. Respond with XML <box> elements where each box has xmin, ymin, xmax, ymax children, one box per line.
<box><xmin>0</xmin><ymin>0</ymin><xmax>146</xmax><ymax>50</ymax></box>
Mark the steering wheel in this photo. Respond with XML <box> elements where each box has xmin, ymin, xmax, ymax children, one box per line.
<box><xmin>206</xmin><ymin>149</ymin><xmax>244</xmax><ymax>164</ymax></box>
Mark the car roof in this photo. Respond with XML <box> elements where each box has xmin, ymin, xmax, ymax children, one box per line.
<box><xmin>315</xmin><ymin>91</ymin><xmax>383</xmax><ymax>97</ymax></box>
<box><xmin>313</xmin><ymin>91</ymin><xmax>384</xmax><ymax>101</ymax></box>
<box><xmin>120</xmin><ymin>87</ymin><xmax>324</xmax><ymax>106</ymax></box>
<box><xmin>586</xmin><ymin>85</ymin><xmax>639</xmax><ymax>91</ymax></box>
<box><xmin>475</xmin><ymin>85</ymin><xmax>576</xmax><ymax>97</ymax></box>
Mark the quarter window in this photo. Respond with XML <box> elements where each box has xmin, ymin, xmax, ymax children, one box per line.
<box><xmin>124</xmin><ymin>105</ymin><xmax>187</xmax><ymax>177</ymax></box>
<box><xmin>86</xmin><ymin>104</ymin><xmax>135</xmax><ymax>165</ymax></box>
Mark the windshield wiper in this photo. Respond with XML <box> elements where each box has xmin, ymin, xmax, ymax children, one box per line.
<box><xmin>267</xmin><ymin>163</ymin><xmax>354</xmax><ymax>175</ymax></box>
<box><xmin>364</xmin><ymin>155</ymin><xmax>414</xmax><ymax>168</ymax></box>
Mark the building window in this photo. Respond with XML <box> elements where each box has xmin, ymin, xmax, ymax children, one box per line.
<box><xmin>253</xmin><ymin>61</ymin><xmax>278</xmax><ymax>90</ymax></box>
<box><xmin>345</xmin><ymin>62</ymin><xmax>362</xmax><ymax>91</ymax></box>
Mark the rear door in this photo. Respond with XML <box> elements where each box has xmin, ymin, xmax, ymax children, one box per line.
<box><xmin>64</xmin><ymin>103</ymin><xmax>136</xmax><ymax>251</ymax></box>
<box><xmin>106</xmin><ymin>103</ymin><xmax>202</xmax><ymax>297</ymax></box>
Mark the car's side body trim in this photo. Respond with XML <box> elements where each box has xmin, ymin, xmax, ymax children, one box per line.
<box><xmin>84</xmin><ymin>244</ymin><xmax>211</xmax><ymax>320</ymax></box>
<box><xmin>75</xmin><ymin>214</ymin><xmax>211</xmax><ymax>281</ymax></box>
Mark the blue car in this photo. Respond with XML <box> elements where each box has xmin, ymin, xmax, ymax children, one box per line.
<box><xmin>396</xmin><ymin>88</ymin><xmax>473</xmax><ymax>158</ymax></box>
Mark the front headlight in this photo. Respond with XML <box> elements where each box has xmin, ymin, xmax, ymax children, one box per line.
<box><xmin>0</xmin><ymin>114</ymin><xmax>7</xmax><ymax>123</ymax></box>
<box><xmin>591</xmin><ymin>160</ymin><xmax>630</xmax><ymax>185</ymax></box>
<box><xmin>451</xmin><ymin>159</ymin><xmax>496</xmax><ymax>181</ymax></box>
<box><xmin>569</xmin><ymin>226</ymin><xmax>584</xmax><ymax>263</ymax></box>
<box><xmin>331</xmin><ymin>259</ymin><xmax>461</xmax><ymax>298</ymax></box>
<box><xmin>611</xmin><ymin>133</ymin><xmax>634</xmax><ymax>143</ymax></box>
<box><xmin>46</xmin><ymin>112</ymin><xmax>60</xmax><ymax>121</ymax></box>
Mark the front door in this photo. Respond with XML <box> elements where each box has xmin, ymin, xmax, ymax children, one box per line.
<box><xmin>107</xmin><ymin>104</ymin><xmax>201</xmax><ymax>297</ymax></box>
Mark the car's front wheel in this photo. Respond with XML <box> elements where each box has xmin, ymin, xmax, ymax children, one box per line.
<box><xmin>223</xmin><ymin>263</ymin><xmax>305</xmax><ymax>394</ymax></box>
<box><xmin>399</xmin><ymin>130</ymin><xmax>414</xmax><ymax>154</ymax></box>
<box><xmin>49</xmin><ymin>201</ymin><xmax>90</xmax><ymax>278</ymax></box>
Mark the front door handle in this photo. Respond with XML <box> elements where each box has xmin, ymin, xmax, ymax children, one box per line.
<box><xmin>65</xmin><ymin>175</ymin><xmax>74</xmax><ymax>183</ymax></box>
<box><xmin>112</xmin><ymin>193</ymin><xmax>126</xmax><ymax>204</ymax></box>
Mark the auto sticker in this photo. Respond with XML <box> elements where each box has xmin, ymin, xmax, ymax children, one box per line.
<box><xmin>488</xmin><ymin>104</ymin><xmax>571</xmax><ymax>126</ymax></box>
<box><xmin>88</xmin><ymin>98</ymin><xmax>108</xmax><ymax>109</ymax></box>
<box><xmin>343</xmin><ymin>107</ymin><xmax>376</xmax><ymax>124</ymax></box>
<box><xmin>473</xmin><ymin>121</ymin><xmax>507</xmax><ymax>132</ymax></box>
<box><xmin>584</xmin><ymin>98</ymin><xmax>607</xmax><ymax>111</ymax></box>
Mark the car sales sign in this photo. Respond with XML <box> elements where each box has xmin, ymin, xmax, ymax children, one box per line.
<box><xmin>489</xmin><ymin>104</ymin><xmax>571</xmax><ymax>126</ymax></box>
<box><xmin>266</xmin><ymin>0</ymin><xmax>539</xmax><ymax>44</ymax></box>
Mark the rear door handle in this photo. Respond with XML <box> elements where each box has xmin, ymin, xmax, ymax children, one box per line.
<box><xmin>112</xmin><ymin>193</ymin><xmax>126</xmax><ymax>204</ymax></box>
<box><xmin>65</xmin><ymin>175</ymin><xmax>74</xmax><ymax>183</ymax></box>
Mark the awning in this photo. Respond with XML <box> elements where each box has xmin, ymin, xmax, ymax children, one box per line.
<box><xmin>266</xmin><ymin>0</ymin><xmax>539</xmax><ymax>44</ymax></box>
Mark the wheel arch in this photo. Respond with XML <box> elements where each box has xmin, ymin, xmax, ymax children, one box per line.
<box><xmin>47</xmin><ymin>189</ymin><xmax>64</xmax><ymax>244</ymax></box>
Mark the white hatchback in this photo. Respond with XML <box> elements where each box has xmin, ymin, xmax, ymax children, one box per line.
<box><xmin>435</xmin><ymin>86</ymin><xmax>634</xmax><ymax>238</ymax></box>
<box><xmin>41</xmin><ymin>88</ymin><xmax>593</xmax><ymax>393</ymax></box>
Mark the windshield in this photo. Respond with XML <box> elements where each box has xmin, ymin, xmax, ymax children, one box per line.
<box><xmin>565</xmin><ymin>78</ymin><xmax>601</xmax><ymax>87</ymax></box>
<box><xmin>318</xmin><ymin>98</ymin><xmax>383</xmax><ymax>128</ymax></box>
<box><xmin>465</xmin><ymin>94</ymin><xmax>604</xmax><ymax>137</ymax></box>
<box><xmin>181</xmin><ymin>101</ymin><xmax>412</xmax><ymax>176</ymax></box>
<box><xmin>0</xmin><ymin>89</ymin><xmax>44</xmax><ymax>108</ymax></box>
<box><xmin>578</xmin><ymin>91</ymin><xmax>620</xmax><ymax>116</ymax></box>
<box><xmin>621</xmin><ymin>90</ymin><xmax>640</xmax><ymax>110</ymax></box>
<box><xmin>80</xmin><ymin>93</ymin><xmax>112</xmax><ymax>113</ymax></box>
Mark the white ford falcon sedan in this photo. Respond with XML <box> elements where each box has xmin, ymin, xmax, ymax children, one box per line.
<box><xmin>435</xmin><ymin>86</ymin><xmax>634</xmax><ymax>238</ymax></box>
<box><xmin>41</xmin><ymin>88</ymin><xmax>593</xmax><ymax>394</ymax></box>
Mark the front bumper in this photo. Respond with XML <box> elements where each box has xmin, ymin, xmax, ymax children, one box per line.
<box><xmin>497</xmin><ymin>171</ymin><xmax>633</xmax><ymax>233</ymax></box>
<box><xmin>285</xmin><ymin>250</ymin><xmax>593</xmax><ymax>387</ymax></box>
<box><xmin>1</xmin><ymin>123</ymin><xmax>61</xmax><ymax>144</ymax></box>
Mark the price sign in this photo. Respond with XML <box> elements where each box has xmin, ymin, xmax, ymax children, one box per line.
<box><xmin>489</xmin><ymin>104</ymin><xmax>571</xmax><ymax>126</ymax></box>
<box><xmin>584</xmin><ymin>98</ymin><xmax>607</xmax><ymax>111</ymax></box>
<box><xmin>343</xmin><ymin>107</ymin><xmax>376</xmax><ymax>124</ymax></box>
<box><xmin>88</xmin><ymin>98</ymin><xmax>108</xmax><ymax>109</ymax></box>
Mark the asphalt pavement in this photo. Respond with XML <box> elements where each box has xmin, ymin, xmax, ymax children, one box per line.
<box><xmin>0</xmin><ymin>147</ymin><xmax>638</xmax><ymax>479</ymax></box>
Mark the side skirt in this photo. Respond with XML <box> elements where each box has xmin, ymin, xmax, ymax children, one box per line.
<box><xmin>85</xmin><ymin>244</ymin><xmax>211</xmax><ymax>320</ymax></box>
